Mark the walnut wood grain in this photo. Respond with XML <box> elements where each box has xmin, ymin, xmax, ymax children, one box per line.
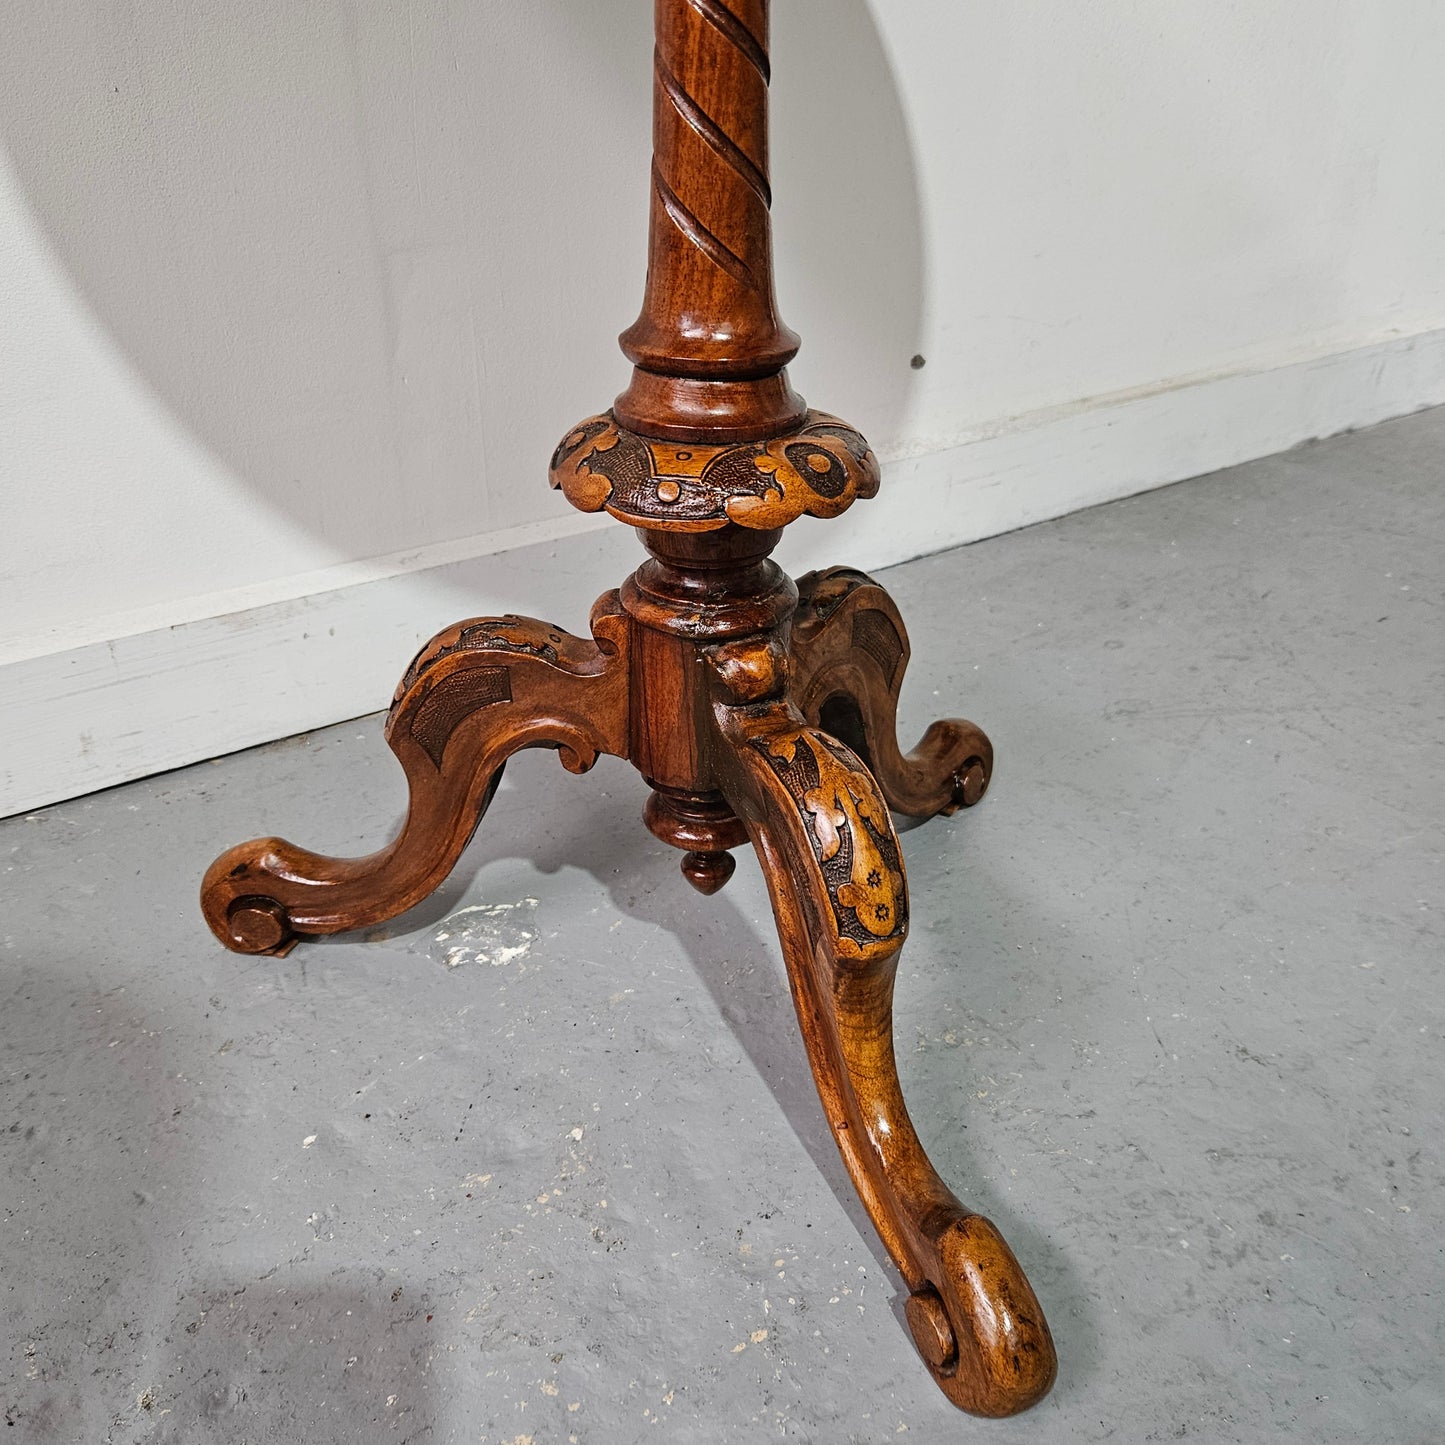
<box><xmin>711</xmin><ymin>697</ymin><xmax>1056</xmax><ymax>1415</ymax></box>
<box><xmin>201</xmin><ymin>601</ymin><xmax>629</xmax><ymax>954</ymax></box>
<box><xmin>614</xmin><ymin>0</ymin><xmax>805</xmax><ymax>441</ymax></box>
<box><xmin>790</xmin><ymin>567</ymin><xmax>994</xmax><ymax>816</ymax></box>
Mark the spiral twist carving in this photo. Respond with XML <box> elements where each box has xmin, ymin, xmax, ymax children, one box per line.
<box><xmin>618</xmin><ymin>0</ymin><xmax>800</xmax><ymax>429</ymax></box>
<box><xmin>652</xmin><ymin>1</ymin><xmax>771</xmax><ymax>292</ymax></box>
<box><xmin>685</xmin><ymin>0</ymin><xmax>770</xmax><ymax>82</ymax></box>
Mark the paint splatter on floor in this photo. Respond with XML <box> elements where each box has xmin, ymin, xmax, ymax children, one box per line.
<box><xmin>423</xmin><ymin>898</ymin><xmax>539</xmax><ymax>969</ymax></box>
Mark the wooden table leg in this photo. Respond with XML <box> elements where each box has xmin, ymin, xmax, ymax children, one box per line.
<box><xmin>709</xmin><ymin>692</ymin><xmax>1055</xmax><ymax>1416</ymax></box>
<box><xmin>201</xmin><ymin>601</ymin><xmax>629</xmax><ymax>954</ymax></box>
<box><xmin>790</xmin><ymin>567</ymin><xmax>995</xmax><ymax>818</ymax></box>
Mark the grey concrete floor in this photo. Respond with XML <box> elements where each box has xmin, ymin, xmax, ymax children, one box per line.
<box><xmin>4</xmin><ymin>407</ymin><xmax>1443</xmax><ymax>1444</ymax></box>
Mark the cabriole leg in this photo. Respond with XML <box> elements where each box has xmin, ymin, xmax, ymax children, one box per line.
<box><xmin>200</xmin><ymin>600</ymin><xmax>629</xmax><ymax>955</ymax></box>
<box><xmin>790</xmin><ymin>567</ymin><xmax>994</xmax><ymax>818</ymax></box>
<box><xmin>711</xmin><ymin>696</ymin><xmax>1055</xmax><ymax>1417</ymax></box>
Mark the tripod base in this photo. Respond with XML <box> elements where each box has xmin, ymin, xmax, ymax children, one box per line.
<box><xmin>201</xmin><ymin>548</ymin><xmax>1056</xmax><ymax>1417</ymax></box>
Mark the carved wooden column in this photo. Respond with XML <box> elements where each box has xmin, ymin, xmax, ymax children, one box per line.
<box><xmin>201</xmin><ymin>0</ymin><xmax>1057</xmax><ymax>1416</ymax></box>
<box><xmin>615</xmin><ymin>0</ymin><xmax>803</xmax><ymax>441</ymax></box>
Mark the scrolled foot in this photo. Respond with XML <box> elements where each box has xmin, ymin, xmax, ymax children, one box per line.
<box><xmin>710</xmin><ymin>696</ymin><xmax>1054</xmax><ymax>1416</ymax></box>
<box><xmin>954</xmin><ymin>755</ymin><xmax>990</xmax><ymax>809</ymax></box>
<box><xmin>200</xmin><ymin>600</ymin><xmax>630</xmax><ymax>953</ymax></box>
<box><xmin>222</xmin><ymin>894</ymin><xmax>296</xmax><ymax>956</ymax></box>
<box><xmin>915</xmin><ymin>1215</ymin><xmax>1056</xmax><ymax>1415</ymax></box>
<box><xmin>790</xmin><ymin>567</ymin><xmax>994</xmax><ymax>819</ymax></box>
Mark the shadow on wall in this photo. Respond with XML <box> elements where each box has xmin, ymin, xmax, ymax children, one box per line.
<box><xmin>0</xmin><ymin>0</ymin><xmax>923</xmax><ymax>556</ymax></box>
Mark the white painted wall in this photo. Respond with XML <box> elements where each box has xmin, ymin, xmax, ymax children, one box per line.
<box><xmin>4</xmin><ymin>1</ymin><xmax>1445</xmax><ymax>813</ymax></box>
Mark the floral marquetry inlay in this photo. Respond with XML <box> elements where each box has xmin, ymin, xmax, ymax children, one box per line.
<box><xmin>747</xmin><ymin>723</ymin><xmax>908</xmax><ymax>955</ymax></box>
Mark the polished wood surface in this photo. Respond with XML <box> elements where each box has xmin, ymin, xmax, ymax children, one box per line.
<box><xmin>614</xmin><ymin>0</ymin><xmax>803</xmax><ymax>440</ymax></box>
<box><xmin>549</xmin><ymin>410</ymin><xmax>879</xmax><ymax>532</ymax></box>
<box><xmin>201</xmin><ymin>0</ymin><xmax>1055</xmax><ymax>1416</ymax></box>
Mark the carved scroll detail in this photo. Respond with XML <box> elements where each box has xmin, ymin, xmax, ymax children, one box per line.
<box><xmin>201</xmin><ymin>603</ymin><xmax>630</xmax><ymax>958</ymax></box>
<box><xmin>398</xmin><ymin>616</ymin><xmax>567</xmax><ymax>698</ymax></box>
<box><xmin>549</xmin><ymin>410</ymin><xmax>879</xmax><ymax>532</ymax></box>
<box><xmin>791</xmin><ymin>568</ymin><xmax>994</xmax><ymax>819</ymax></box>
<box><xmin>799</xmin><ymin>566</ymin><xmax>872</xmax><ymax>622</ymax></box>
<box><xmin>410</xmin><ymin>666</ymin><xmax>512</xmax><ymax>769</ymax></box>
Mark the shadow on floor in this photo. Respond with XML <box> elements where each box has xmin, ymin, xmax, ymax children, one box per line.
<box><xmin>306</xmin><ymin>743</ymin><xmax>1102</xmax><ymax>1405</ymax></box>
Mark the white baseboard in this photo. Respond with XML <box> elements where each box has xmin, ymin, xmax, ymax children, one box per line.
<box><xmin>5</xmin><ymin>325</ymin><xmax>1445</xmax><ymax>816</ymax></box>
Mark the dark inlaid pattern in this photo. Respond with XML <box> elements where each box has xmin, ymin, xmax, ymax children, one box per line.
<box><xmin>549</xmin><ymin>411</ymin><xmax>879</xmax><ymax>531</ymax></box>
<box><xmin>750</xmin><ymin>727</ymin><xmax>907</xmax><ymax>949</ymax></box>
<box><xmin>410</xmin><ymin>666</ymin><xmax>513</xmax><ymax>769</ymax></box>
<box><xmin>852</xmin><ymin>608</ymin><xmax>905</xmax><ymax>691</ymax></box>
<box><xmin>398</xmin><ymin>617</ymin><xmax>565</xmax><ymax>697</ymax></box>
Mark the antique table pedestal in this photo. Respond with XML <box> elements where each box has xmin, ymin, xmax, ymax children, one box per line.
<box><xmin>201</xmin><ymin>0</ymin><xmax>1056</xmax><ymax>1416</ymax></box>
